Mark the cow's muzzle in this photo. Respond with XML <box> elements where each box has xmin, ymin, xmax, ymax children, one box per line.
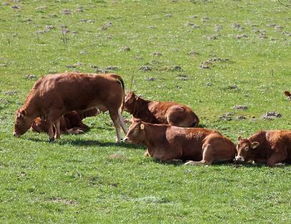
<box><xmin>122</xmin><ymin>137</ymin><xmax>128</xmax><ymax>143</ymax></box>
<box><xmin>234</xmin><ymin>156</ymin><xmax>245</xmax><ymax>163</ymax></box>
<box><xmin>13</xmin><ymin>132</ymin><xmax>20</xmax><ymax>137</ymax></box>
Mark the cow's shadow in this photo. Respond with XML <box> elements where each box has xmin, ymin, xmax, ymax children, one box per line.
<box><xmin>153</xmin><ymin>160</ymin><xmax>291</xmax><ymax>167</ymax></box>
<box><xmin>59</xmin><ymin>139</ymin><xmax>143</xmax><ymax>149</ymax></box>
<box><xmin>28</xmin><ymin>137</ymin><xmax>143</xmax><ymax>149</ymax></box>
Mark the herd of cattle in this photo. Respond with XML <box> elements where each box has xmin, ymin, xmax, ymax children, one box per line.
<box><xmin>13</xmin><ymin>72</ymin><xmax>291</xmax><ymax>167</ymax></box>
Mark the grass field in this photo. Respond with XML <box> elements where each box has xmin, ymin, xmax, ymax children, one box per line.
<box><xmin>1</xmin><ymin>0</ymin><xmax>291</xmax><ymax>223</ymax></box>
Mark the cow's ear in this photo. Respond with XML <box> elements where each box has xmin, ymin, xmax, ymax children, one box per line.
<box><xmin>238</xmin><ymin>136</ymin><xmax>242</xmax><ymax>141</ymax></box>
<box><xmin>140</xmin><ymin>124</ymin><xmax>144</xmax><ymax>130</ymax></box>
<box><xmin>22</xmin><ymin>110</ymin><xmax>26</xmax><ymax>116</ymax></box>
<box><xmin>251</xmin><ymin>141</ymin><xmax>260</xmax><ymax>149</ymax></box>
<box><xmin>17</xmin><ymin>110</ymin><xmax>26</xmax><ymax>118</ymax></box>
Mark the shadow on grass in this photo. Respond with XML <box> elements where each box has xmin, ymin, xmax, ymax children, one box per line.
<box><xmin>154</xmin><ymin>159</ymin><xmax>291</xmax><ymax>168</ymax></box>
<box><xmin>62</xmin><ymin>140</ymin><xmax>143</xmax><ymax>149</ymax></box>
<box><xmin>28</xmin><ymin>137</ymin><xmax>144</xmax><ymax>149</ymax></box>
<box><xmin>230</xmin><ymin>162</ymin><xmax>291</xmax><ymax>168</ymax></box>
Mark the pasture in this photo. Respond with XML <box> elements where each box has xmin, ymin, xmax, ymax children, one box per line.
<box><xmin>0</xmin><ymin>0</ymin><xmax>291</xmax><ymax>223</ymax></box>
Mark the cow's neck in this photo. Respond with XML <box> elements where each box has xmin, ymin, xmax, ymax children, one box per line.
<box><xmin>21</xmin><ymin>95</ymin><xmax>39</xmax><ymax>118</ymax></box>
<box><xmin>132</xmin><ymin>98</ymin><xmax>151</xmax><ymax>118</ymax></box>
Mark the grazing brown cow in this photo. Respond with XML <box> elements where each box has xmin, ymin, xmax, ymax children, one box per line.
<box><xmin>124</xmin><ymin>92</ymin><xmax>199</xmax><ymax>127</ymax></box>
<box><xmin>14</xmin><ymin>72</ymin><xmax>127</xmax><ymax>142</ymax></box>
<box><xmin>284</xmin><ymin>91</ymin><xmax>291</xmax><ymax>100</ymax></box>
<box><xmin>235</xmin><ymin>130</ymin><xmax>291</xmax><ymax>166</ymax></box>
<box><xmin>123</xmin><ymin>119</ymin><xmax>235</xmax><ymax>164</ymax></box>
<box><xmin>31</xmin><ymin>108</ymin><xmax>99</xmax><ymax>134</ymax></box>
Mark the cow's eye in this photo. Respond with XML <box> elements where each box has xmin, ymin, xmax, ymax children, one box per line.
<box><xmin>245</xmin><ymin>146</ymin><xmax>249</xmax><ymax>151</ymax></box>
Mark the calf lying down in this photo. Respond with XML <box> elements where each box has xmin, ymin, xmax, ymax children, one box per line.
<box><xmin>124</xmin><ymin>119</ymin><xmax>236</xmax><ymax>165</ymax></box>
<box><xmin>235</xmin><ymin>130</ymin><xmax>291</xmax><ymax>166</ymax></box>
<box><xmin>124</xmin><ymin>92</ymin><xmax>199</xmax><ymax>127</ymax></box>
<box><xmin>31</xmin><ymin>109</ymin><xmax>99</xmax><ymax>134</ymax></box>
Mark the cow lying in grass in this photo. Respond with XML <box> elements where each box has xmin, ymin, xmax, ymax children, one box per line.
<box><xmin>124</xmin><ymin>91</ymin><xmax>199</xmax><ymax>127</ymax></box>
<box><xmin>123</xmin><ymin>119</ymin><xmax>236</xmax><ymax>165</ymax></box>
<box><xmin>31</xmin><ymin>108</ymin><xmax>99</xmax><ymax>134</ymax></box>
<box><xmin>235</xmin><ymin>130</ymin><xmax>291</xmax><ymax>166</ymax></box>
<box><xmin>14</xmin><ymin>72</ymin><xmax>127</xmax><ymax>142</ymax></box>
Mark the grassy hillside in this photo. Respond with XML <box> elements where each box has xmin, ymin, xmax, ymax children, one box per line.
<box><xmin>0</xmin><ymin>0</ymin><xmax>290</xmax><ymax>223</ymax></box>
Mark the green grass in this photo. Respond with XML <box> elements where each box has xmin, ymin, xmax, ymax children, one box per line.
<box><xmin>1</xmin><ymin>0</ymin><xmax>291</xmax><ymax>223</ymax></box>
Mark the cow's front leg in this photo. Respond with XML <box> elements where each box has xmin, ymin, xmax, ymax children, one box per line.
<box><xmin>109</xmin><ymin>110</ymin><xmax>122</xmax><ymax>143</ymax></box>
<box><xmin>47</xmin><ymin>121</ymin><xmax>55</xmax><ymax>142</ymax></box>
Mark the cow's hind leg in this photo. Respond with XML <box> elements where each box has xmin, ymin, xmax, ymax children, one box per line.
<box><xmin>267</xmin><ymin>146</ymin><xmax>287</xmax><ymax>167</ymax></box>
<box><xmin>184</xmin><ymin>144</ymin><xmax>214</xmax><ymax>165</ymax></box>
<box><xmin>47</xmin><ymin>110</ymin><xmax>62</xmax><ymax>142</ymax></box>
<box><xmin>53</xmin><ymin>118</ymin><xmax>61</xmax><ymax>139</ymax></box>
<box><xmin>109</xmin><ymin>110</ymin><xmax>122</xmax><ymax>143</ymax></box>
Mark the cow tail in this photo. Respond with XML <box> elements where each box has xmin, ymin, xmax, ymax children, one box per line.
<box><xmin>120</xmin><ymin>77</ymin><xmax>125</xmax><ymax>113</ymax></box>
<box><xmin>113</xmin><ymin>75</ymin><xmax>125</xmax><ymax>113</ymax></box>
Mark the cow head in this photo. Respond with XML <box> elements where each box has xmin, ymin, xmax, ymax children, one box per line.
<box><xmin>13</xmin><ymin>109</ymin><xmax>33</xmax><ymax>137</ymax></box>
<box><xmin>124</xmin><ymin>92</ymin><xmax>138</xmax><ymax>112</ymax></box>
<box><xmin>234</xmin><ymin>136</ymin><xmax>260</xmax><ymax>163</ymax></box>
<box><xmin>123</xmin><ymin>118</ymin><xmax>146</xmax><ymax>144</ymax></box>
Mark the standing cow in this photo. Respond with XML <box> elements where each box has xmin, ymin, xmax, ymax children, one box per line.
<box><xmin>14</xmin><ymin>72</ymin><xmax>127</xmax><ymax>142</ymax></box>
<box><xmin>123</xmin><ymin>119</ymin><xmax>236</xmax><ymax>164</ymax></box>
<box><xmin>235</xmin><ymin>130</ymin><xmax>291</xmax><ymax>166</ymax></box>
<box><xmin>124</xmin><ymin>91</ymin><xmax>199</xmax><ymax>127</ymax></box>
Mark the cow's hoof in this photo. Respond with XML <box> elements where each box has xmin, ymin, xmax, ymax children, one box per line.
<box><xmin>49</xmin><ymin>138</ymin><xmax>55</xmax><ymax>142</ymax></box>
<box><xmin>144</xmin><ymin>151</ymin><xmax>150</xmax><ymax>157</ymax></box>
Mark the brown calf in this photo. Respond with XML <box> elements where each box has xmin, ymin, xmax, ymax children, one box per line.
<box><xmin>31</xmin><ymin>108</ymin><xmax>99</xmax><ymax>134</ymax></box>
<box><xmin>123</xmin><ymin>119</ymin><xmax>236</xmax><ymax>164</ymax></box>
<box><xmin>124</xmin><ymin>92</ymin><xmax>199</xmax><ymax>127</ymax></box>
<box><xmin>235</xmin><ymin>130</ymin><xmax>291</xmax><ymax>166</ymax></box>
<box><xmin>14</xmin><ymin>72</ymin><xmax>127</xmax><ymax>142</ymax></box>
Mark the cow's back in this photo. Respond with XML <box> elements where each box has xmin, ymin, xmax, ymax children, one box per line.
<box><xmin>148</xmin><ymin>101</ymin><xmax>171</xmax><ymax>123</ymax></box>
<box><xmin>148</xmin><ymin>101</ymin><xmax>187</xmax><ymax>123</ymax></box>
<box><xmin>34</xmin><ymin>73</ymin><xmax>123</xmax><ymax>113</ymax></box>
